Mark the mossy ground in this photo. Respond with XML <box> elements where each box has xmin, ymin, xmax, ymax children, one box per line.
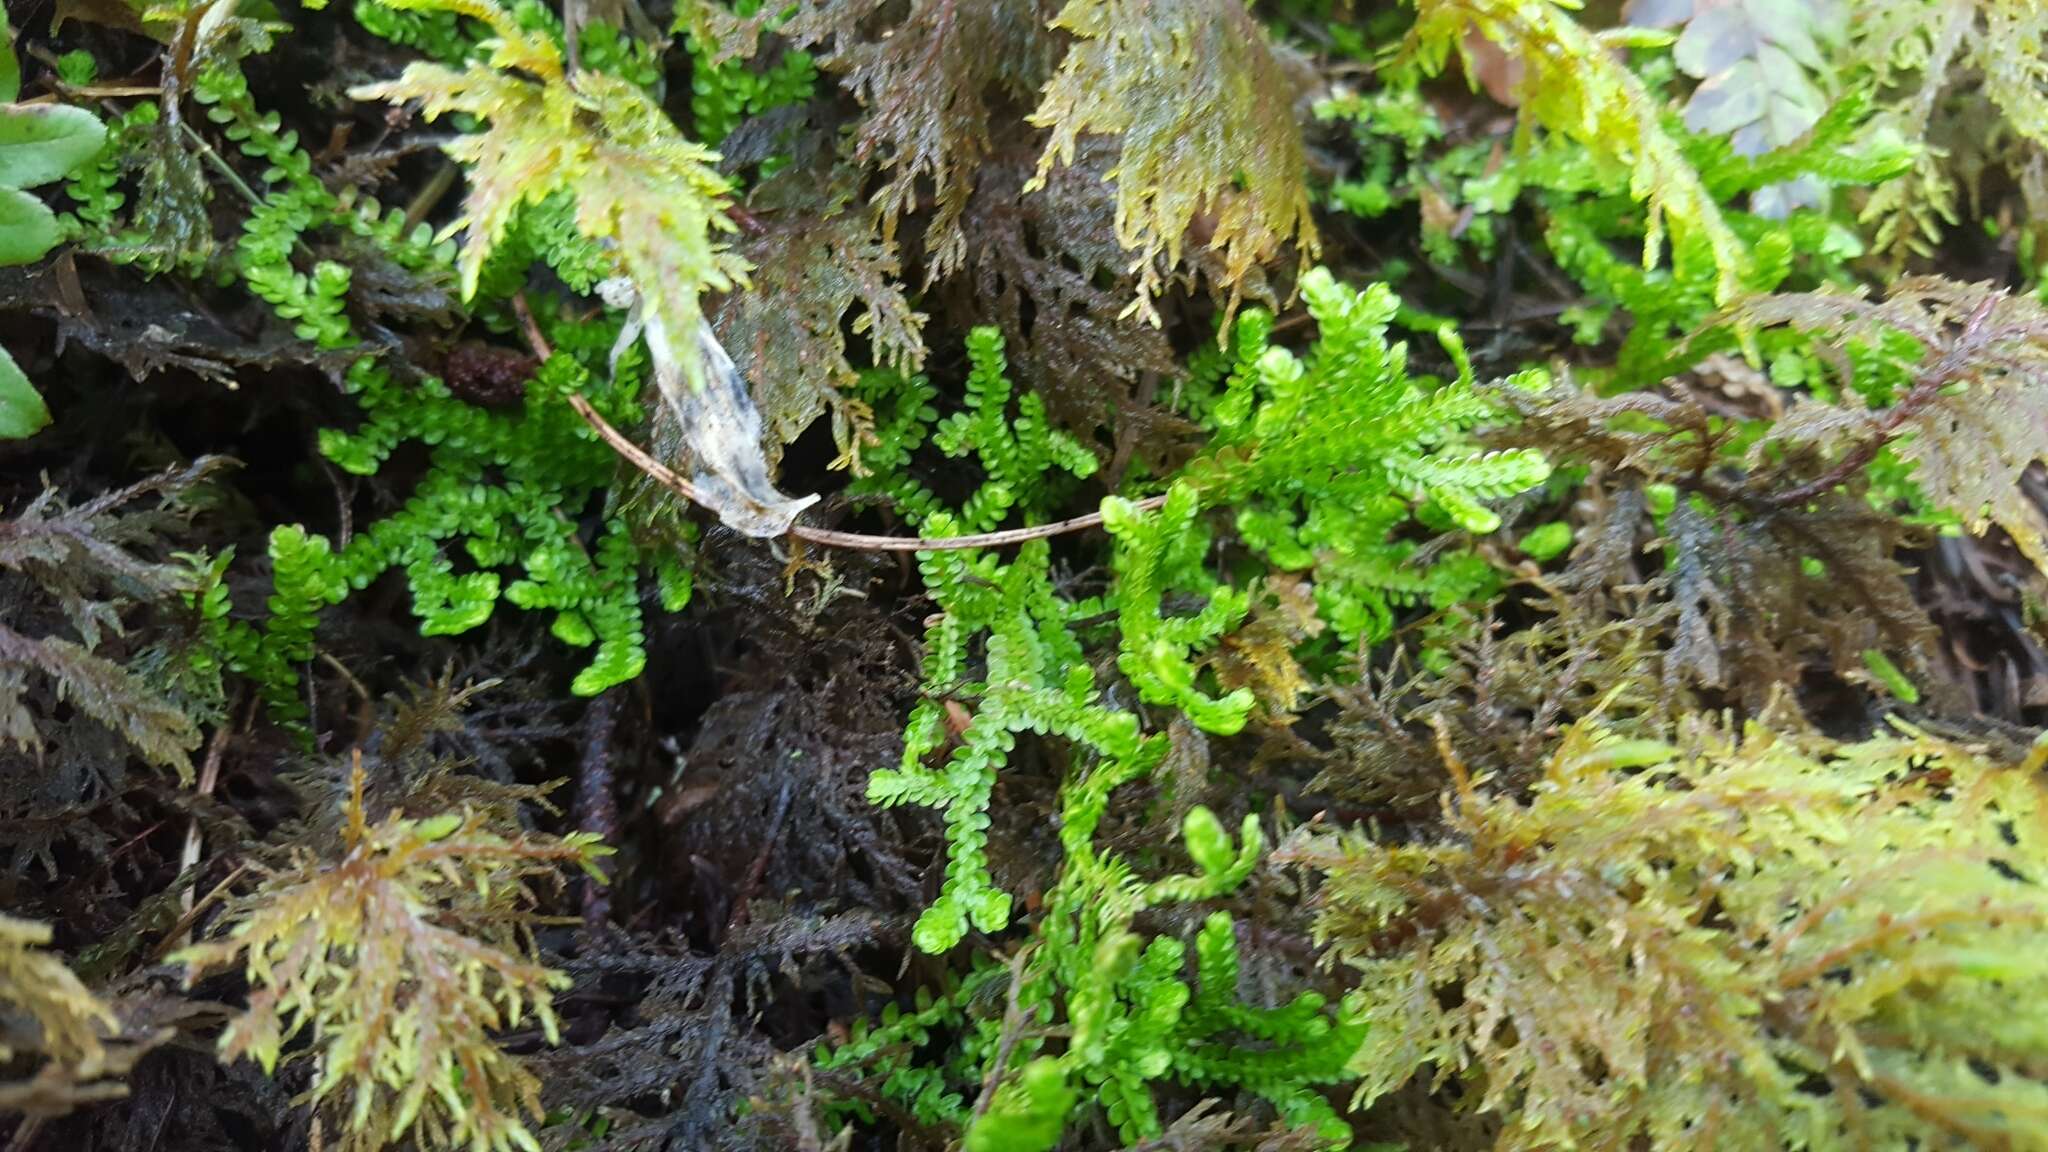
<box><xmin>6</xmin><ymin>2</ymin><xmax>2048</xmax><ymax>1151</ymax></box>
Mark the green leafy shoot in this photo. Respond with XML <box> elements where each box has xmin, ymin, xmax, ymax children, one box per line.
<box><xmin>351</xmin><ymin>0</ymin><xmax>816</xmax><ymax>535</ymax></box>
<box><xmin>1403</xmin><ymin>0</ymin><xmax>1750</xmax><ymax>300</ymax></box>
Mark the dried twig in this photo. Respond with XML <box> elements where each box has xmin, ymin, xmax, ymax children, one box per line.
<box><xmin>575</xmin><ymin>690</ymin><xmax>619</xmax><ymax>934</ymax></box>
<box><xmin>968</xmin><ymin>948</ymin><xmax>1035</xmax><ymax>1124</ymax></box>
<box><xmin>725</xmin><ymin>776</ymin><xmax>794</xmax><ymax>935</ymax></box>
<box><xmin>175</xmin><ymin>688</ymin><xmax>252</xmax><ymax>946</ymax></box>
<box><xmin>568</xmin><ymin>392</ymin><xmax>1167</xmax><ymax>552</ymax></box>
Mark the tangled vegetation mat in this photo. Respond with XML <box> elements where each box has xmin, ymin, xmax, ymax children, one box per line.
<box><xmin>6</xmin><ymin>0</ymin><xmax>2048</xmax><ymax>1149</ymax></box>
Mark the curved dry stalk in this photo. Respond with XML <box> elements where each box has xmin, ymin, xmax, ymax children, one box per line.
<box><xmin>565</xmin><ymin>392</ymin><xmax>1166</xmax><ymax>552</ymax></box>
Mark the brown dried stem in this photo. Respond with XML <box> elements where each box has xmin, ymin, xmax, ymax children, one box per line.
<box><xmin>565</xmin><ymin>386</ymin><xmax>1165</xmax><ymax>552</ymax></box>
<box><xmin>512</xmin><ymin>290</ymin><xmax>1167</xmax><ymax>551</ymax></box>
<box><xmin>575</xmin><ymin>690</ymin><xmax>619</xmax><ymax>934</ymax></box>
<box><xmin>1760</xmin><ymin>291</ymin><xmax>2002</xmax><ymax>509</ymax></box>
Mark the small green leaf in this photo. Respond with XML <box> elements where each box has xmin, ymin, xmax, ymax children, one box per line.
<box><xmin>1181</xmin><ymin>806</ymin><xmax>1233</xmax><ymax>876</ymax></box>
<box><xmin>1861</xmin><ymin>648</ymin><xmax>1920</xmax><ymax>705</ymax></box>
<box><xmin>963</xmin><ymin>1057</ymin><xmax>1074</xmax><ymax>1152</ymax></box>
<box><xmin>0</xmin><ymin>186</ymin><xmax>59</xmax><ymax>265</ymax></box>
<box><xmin>1580</xmin><ymin>739</ymin><xmax>1678</xmax><ymax>773</ymax></box>
<box><xmin>414</xmin><ymin>812</ymin><xmax>464</xmax><ymax>841</ymax></box>
<box><xmin>550</xmin><ymin>611</ymin><xmax>595</xmax><ymax>647</ymax></box>
<box><xmin>1645</xmin><ymin>483</ymin><xmax>1679</xmax><ymax>519</ymax></box>
<box><xmin>0</xmin><ymin>347</ymin><xmax>52</xmax><ymax>440</ymax></box>
<box><xmin>0</xmin><ymin>103</ymin><xmax>107</xmax><ymax>190</ymax></box>
<box><xmin>1520</xmin><ymin>521</ymin><xmax>1574</xmax><ymax>562</ymax></box>
<box><xmin>912</xmin><ymin>903</ymin><xmax>969</xmax><ymax>954</ymax></box>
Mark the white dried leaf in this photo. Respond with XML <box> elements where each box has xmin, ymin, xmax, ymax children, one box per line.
<box><xmin>613</xmin><ymin>279</ymin><xmax>820</xmax><ymax>537</ymax></box>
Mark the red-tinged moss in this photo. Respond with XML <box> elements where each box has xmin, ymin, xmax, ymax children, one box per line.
<box><xmin>0</xmin><ymin>915</ymin><xmax>163</xmax><ymax>1117</ymax></box>
<box><xmin>1296</xmin><ymin>716</ymin><xmax>2048</xmax><ymax>1150</ymax></box>
<box><xmin>1029</xmin><ymin>0</ymin><xmax>1319</xmax><ymax>327</ymax></box>
<box><xmin>178</xmin><ymin>762</ymin><xmax>608</xmax><ymax>1152</ymax></box>
<box><xmin>767</xmin><ymin>0</ymin><xmax>1064</xmax><ymax>279</ymax></box>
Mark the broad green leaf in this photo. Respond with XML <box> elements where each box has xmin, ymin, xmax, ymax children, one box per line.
<box><xmin>0</xmin><ymin>103</ymin><xmax>107</xmax><ymax>189</ymax></box>
<box><xmin>0</xmin><ymin>347</ymin><xmax>51</xmax><ymax>440</ymax></box>
<box><xmin>0</xmin><ymin>187</ymin><xmax>60</xmax><ymax>265</ymax></box>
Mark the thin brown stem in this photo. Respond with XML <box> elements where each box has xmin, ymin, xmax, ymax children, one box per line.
<box><xmin>968</xmin><ymin>948</ymin><xmax>1034</xmax><ymax>1124</ymax></box>
<box><xmin>724</xmin><ymin>777</ymin><xmax>793</xmax><ymax>935</ymax></box>
<box><xmin>567</xmin><ymin>392</ymin><xmax>1167</xmax><ymax>551</ymax></box>
<box><xmin>513</xmin><ymin>291</ymin><xmax>1166</xmax><ymax>551</ymax></box>
<box><xmin>176</xmin><ymin>689</ymin><xmax>253</xmax><ymax>947</ymax></box>
<box><xmin>1762</xmin><ymin>291</ymin><xmax>2002</xmax><ymax>509</ymax></box>
<box><xmin>512</xmin><ymin>291</ymin><xmax>554</xmax><ymax>361</ymax></box>
<box><xmin>150</xmin><ymin>862</ymin><xmax>252</xmax><ymax>965</ymax></box>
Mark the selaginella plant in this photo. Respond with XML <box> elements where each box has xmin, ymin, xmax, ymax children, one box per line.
<box><xmin>820</xmin><ymin>775</ymin><xmax>1365</xmax><ymax>1150</ymax></box>
<box><xmin>1320</xmin><ymin>25</ymin><xmax>1913</xmax><ymax>391</ymax></box>
<box><xmin>847</xmin><ymin>326</ymin><xmax>1104</xmax><ymax>952</ymax></box>
<box><xmin>849</xmin><ymin>290</ymin><xmax>1545</xmax><ymax>949</ymax></box>
<box><xmin>1107</xmin><ymin>268</ymin><xmax>1549</xmax><ymax>734</ymax></box>
<box><xmin>1295</xmin><ymin>713</ymin><xmax>2048</xmax><ymax>1150</ymax></box>
<box><xmin>809</xmin><ymin>262</ymin><xmax>1552</xmax><ymax>1145</ymax></box>
<box><xmin>56</xmin><ymin>3</ymin><xmax>709</xmax><ymax>724</ymax></box>
<box><xmin>178</xmin><ymin>761</ymin><xmax>608</xmax><ymax>1152</ymax></box>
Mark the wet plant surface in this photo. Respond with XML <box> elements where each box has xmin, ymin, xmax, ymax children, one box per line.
<box><xmin>7</xmin><ymin>2</ymin><xmax>2048</xmax><ymax>1150</ymax></box>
